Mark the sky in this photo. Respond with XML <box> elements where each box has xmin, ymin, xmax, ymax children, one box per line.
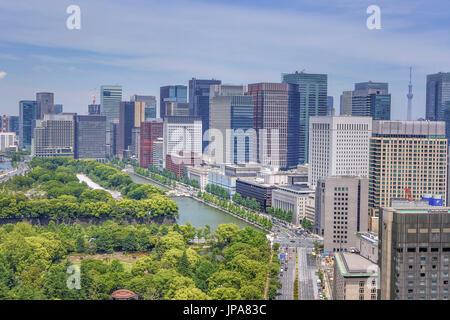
<box><xmin>0</xmin><ymin>0</ymin><xmax>449</xmax><ymax>119</ymax></box>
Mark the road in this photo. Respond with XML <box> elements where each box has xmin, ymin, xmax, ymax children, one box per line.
<box><xmin>273</xmin><ymin>227</ymin><xmax>321</xmax><ymax>300</ymax></box>
<box><xmin>0</xmin><ymin>161</ymin><xmax>29</xmax><ymax>184</ymax></box>
<box><xmin>276</xmin><ymin>246</ymin><xmax>296</xmax><ymax>300</ymax></box>
<box><xmin>298</xmin><ymin>247</ymin><xmax>320</xmax><ymax>300</ymax></box>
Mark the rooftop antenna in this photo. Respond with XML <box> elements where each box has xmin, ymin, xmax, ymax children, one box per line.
<box><xmin>407</xmin><ymin>67</ymin><xmax>413</xmax><ymax>121</ymax></box>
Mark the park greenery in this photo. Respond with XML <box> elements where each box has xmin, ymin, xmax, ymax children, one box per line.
<box><xmin>0</xmin><ymin>158</ymin><xmax>178</xmax><ymax>221</ymax></box>
<box><xmin>0</xmin><ymin>221</ymin><xmax>280</xmax><ymax>300</ymax></box>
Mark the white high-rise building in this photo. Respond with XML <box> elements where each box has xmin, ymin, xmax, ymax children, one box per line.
<box><xmin>163</xmin><ymin>116</ymin><xmax>202</xmax><ymax>167</ymax></box>
<box><xmin>308</xmin><ymin>115</ymin><xmax>372</xmax><ymax>188</ymax></box>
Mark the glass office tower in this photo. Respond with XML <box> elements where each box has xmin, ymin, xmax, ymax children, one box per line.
<box><xmin>282</xmin><ymin>71</ymin><xmax>328</xmax><ymax>164</ymax></box>
<box><xmin>160</xmin><ymin>85</ymin><xmax>187</xmax><ymax>119</ymax></box>
<box><xmin>19</xmin><ymin>100</ymin><xmax>39</xmax><ymax>151</ymax></box>
<box><xmin>189</xmin><ymin>78</ymin><xmax>222</xmax><ymax>152</ymax></box>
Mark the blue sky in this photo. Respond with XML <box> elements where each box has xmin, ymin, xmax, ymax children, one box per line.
<box><xmin>0</xmin><ymin>0</ymin><xmax>449</xmax><ymax>119</ymax></box>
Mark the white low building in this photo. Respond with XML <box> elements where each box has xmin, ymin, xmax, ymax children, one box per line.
<box><xmin>271</xmin><ymin>185</ymin><xmax>315</xmax><ymax>226</ymax></box>
<box><xmin>0</xmin><ymin>132</ymin><xmax>18</xmax><ymax>152</ymax></box>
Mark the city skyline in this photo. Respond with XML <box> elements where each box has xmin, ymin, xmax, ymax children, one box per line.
<box><xmin>1</xmin><ymin>0</ymin><xmax>450</xmax><ymax>119</ymax></box>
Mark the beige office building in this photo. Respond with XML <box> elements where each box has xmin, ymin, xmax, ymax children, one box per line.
<box><xmin>369</xmin><ymin>120</ymin><xmax>448</xmax><ymax>232</ymax></box>
<box><xmin>314</xmin><ymin>176</ymin><xmax>369</xmax><ymax>252</ymax></box>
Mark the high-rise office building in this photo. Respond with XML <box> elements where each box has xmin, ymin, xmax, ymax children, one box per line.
<box><xmin>282</xmin><ymin>71</ymin><xmax>328</xmax><ymax>164</ymax></box>
<box><xmin>74</xmin><ymin>115</ymin><xmax>106</xmax><ymax>160</ymax></box>
<box><xmin>163</xmin><ymin>116</ymin><xmax>202</xmax><ymax>168</ymax></box>
<box><xmin>209</xmin><ymin>84</ymin><xmax>255</xmax><ymax>164</ymax></box>
<box><xmin>54</xmin><ymin>104</ymin><xmax>63</xmax><ymax>114</ymax></box>
<box><xmin>36</xmin><ymin>92</ymin><xmax>54</xmax><ymax>118</ymax></box>
<box><xmin>379</xmin><ymin>206</ymin><xmax>450</xmax><ymax>300</ymax></box>
<box><xmin>426</xmin><ymin>72</ymin><xmax>450</xmax><ymax>141</ymax></box>
<box><xmin>340</xmin><ymin>91</ymin><xmax>353</xmax><ymax>116</ymax></box>
<box><xmin>351</xmin><ymin>82</ymin><xmax>391</xmax><ymax>120</ymax></box>
<box><xmin>1</xmin><ymin>115</ymin><xmax>19</xmax><ymax>135</ymax></box>
<box><xmin>131</xmin><ymin>95</ymin><xmax>157</xmax><ymax>120</ymax></box>
<box><xmin>164</xmin><ymin>102</ymin><xmax>189</xmax><ymax>117</ymax></box>
<box><xmin>314</xmin><ymin>176</ymin><xmax>369</xmax><ymax>252</ymax></box>
<box><xmin>19</xmin><ymin>100</ymin><xmax>39</xmax><ymax>151</ymax></box>
<box><xmin>369</xmin><ymin>120</ymin><xmax>448</xmax><ymax>232</ymax></box>
<box><xmin>139</xmin><ymin>120</ymin><xmax>164</xmax><ymax>169</ymax></box>
<box><xmin>119</xmin><ymin>101</ymin><xmax>135</xmax><ymax>157</ymax></box>
<box><xmin>189</xmin><ymin>78</ymin><xmax>222</xmax><ymax>151</ymax></box>
<box><xmin>88</xmin><ymin>104</ymin><xmax>101</xmax><ymax>115</ymax></box>
<box><xmin>32</xmin><ymin>113</ymin><xmax>75</xmax><ymax>158</ymax></box>
<box><xmin>160</xmin><ymin>85</ymin><xmax>187</xmax><ymax>119</ymax></box>
<box><xmin>247</xmin><ymin>82</ymin><xmax>299</xmax><ymax>168</ymax></box>
<box><xmin>109</xmin><ymin>120</ymin><xmax>120</xmax><ymax>157</ymax></box>
<box><xmin>327</xmin><ymin>96</ymin><xmax>334</xmax><ymax>115</ymax></box>
<box><xmin>101</xmin><ymin>85</ymin><xmax>122</xmax><ymax>142</ymax></box>
<box><xmin>308</xmin><ymin>116</ymin><xmax>372</xmax><ymax>188</ymax></box>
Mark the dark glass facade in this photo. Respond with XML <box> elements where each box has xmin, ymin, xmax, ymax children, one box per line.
<box><xmin>160</xmin><ymin>85</ymin><xmax>187</xmax><ymax>119</ymax></box>
<box><xmin>282</xmin><ymin>72</ymin><xmax>328</xmax><ymax>164</ymax></box>
<box><xmin>19</xmin><ymin>100</ymin><xmax>39</xmax><ymax>151</ymax></box>
<box><xmin>247</xmin><ymin>82</ymin><xmax>299</xmax><ymax>168</ymax></box>
<box><xmin>189</xmin><ymin>78</ymin><xmax>222</xmax><ymax>152</ymax></box>
<box><xmin>119</xmin><ymin>101</ymin><xmax>135</xmax><ymax>156</ymax></box>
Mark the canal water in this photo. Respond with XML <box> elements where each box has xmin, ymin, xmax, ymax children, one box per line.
<box><xmin>129</xmin><ymin>172</ymin><xmax>252</xmax><ymax>231</ymax></box>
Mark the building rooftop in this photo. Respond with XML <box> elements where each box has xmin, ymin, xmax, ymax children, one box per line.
<box><xmin>335</xmin><ymin>252</ymin><xmax>378</xmax><ymax>278</ymax></box>
<box><xmin>384</xmin><ymin>207</ymin><xmax>450</xmax><ymax>214</ymax></box>
<box><xmin>275</xmin><ymin>184</ymin><xmax>314</xmax><ymax>194</ymax></box>
<box><xmin>356</xmin><ymin>232</ymin><xmax>378</xmax><ymax>245</ymax></box>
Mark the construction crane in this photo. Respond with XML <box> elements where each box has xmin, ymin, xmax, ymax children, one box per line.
<box><xmin>404</xmin><ymin>187</ymin><xmax>413</xmax><ymax>202</ymax></box>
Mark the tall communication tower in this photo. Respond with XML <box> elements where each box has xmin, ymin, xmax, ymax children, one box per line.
<box><xmin>407</xmin><ymin>67</ymin><xmax>413</xmax><ymax>120</ymax></box>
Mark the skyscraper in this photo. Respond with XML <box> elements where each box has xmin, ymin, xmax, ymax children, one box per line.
<box><xmin>426</xmin><ymin>72</ymin><xmax>450</xmax><ymax>140</ymax></box>
<box><xmin>308</xmin><ymin>115</ymin><xmax>372</xmax><ymax>188</ymax></box>
<box><xmin>32</xmin><ymin>113</ymin><xmax>75</xmax><ymax>158</ymax></box>
<box><xmin>163</xmin><ymin>116</ymin><xmax>202</xmax><ymax>168</ymax></box>
<box><xmin>369</xmin><ymin>120</ymin><xmax>448</xmax><ymax>232</ymax></box>
<box><xmin>189</xmin><ymin>78</ymin><xmax>222</xmax><ymax>152</ymax></box>
<box><xmin>119</xmin><ymin>101</ymin><xmax>135</xmax><ymax>157</ymax></box>
<box><xmin>327</xmin><ymin>96</ymin><xmax>334</xmax><ymax>115</ymax></box>
<box><xmin>101</xmin><ymin>85</ymin><xmax>122</xmax><ymax>142</ymax></box>
<box><xmin>209</xmin><ymin>85</ymin><xmax>255</xmax><ymax>164</ymax></box>
<box><xmin>340</xmin><ymin>91</ymin><xmax>353</xmax><ymax>116</ymax></box>
<box><xmin>88</xmin><ymin>104</ymin><xmax>101</xmax><ymax>115</ymax></box>
<box><xmin>282</xmin><ymin>71</ymin><xmax>328</xmax><ymax>164</ymax></box>
<box><xmin>351</xmin><ymin>81</ymin><xmax>391</xmax><ymax>120</ymax></box>
<box><xmin>53</xmin><ymin>104</ymin><xmax>63</xmax><ymax>114</ymax></box>
<box><xmin>36</xmin><ymin>92</ymin><xmax>54</xmax><ymax>118</ymax></box>
<box><xmin>247</xmin><ymin>82</ymin><xmax>299</xmax><ymax>168</ymax></box>
<box><xmin>160</xmin><ymin>85</ymin><xmax>187</xmax><ymax>119</ymax></box>
<box><xmin>130</xmin><ymin>95</ymin><xmax>157</xmax><ymax>120</ymax></box>
<box><xmin>74</xmin><ymin>115</ymin><xmax>106</xmax><ymax>160</ymax></box>
<box><xmin>139</xmin><ymin>120</ymin><xmax>164</xmax><ymax>169</ymax></box>
<box><xmin>19</xmin><ymin>100</ymin><xmax>39</xmax><ymax>151</ymax></box>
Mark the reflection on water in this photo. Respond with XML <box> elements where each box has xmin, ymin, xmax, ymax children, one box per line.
<box><xmin>129</xmin><ymin>172</ymin><xmax>252</xmax><ymax>231</ymax></box>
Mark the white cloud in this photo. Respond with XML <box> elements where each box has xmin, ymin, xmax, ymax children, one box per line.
<box><xmin>0</xmin><ymin>71</ymin><xmax>7</xmax><ymax>79</ymax></box>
